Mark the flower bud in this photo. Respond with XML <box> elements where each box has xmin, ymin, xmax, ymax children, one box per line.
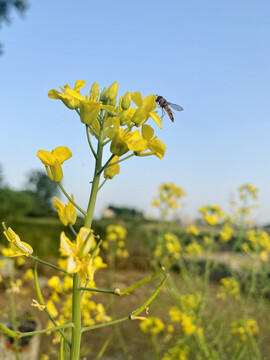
<box><xmin>106</xmin><ymin>81</ymin><xmax>118</xmax><ymax>101</ymax></box>
<box><xmin>90</xmin><ymin>82</ymin><xmax>99</xmax><ymax>99</ymax></box>
<box><xmin>99</xmin><ymin>87</ymin><xmax>107</xmax><ymax>102</ymax></box>
<box><xmin>110</xmin><ymin>97</ymin><xmax>117</xmax><ymax>106</ymax></box>
<box><xmin>121</xmin><ymin>92</ymin><xmax>131</xmax><ymax>110</ymax></box>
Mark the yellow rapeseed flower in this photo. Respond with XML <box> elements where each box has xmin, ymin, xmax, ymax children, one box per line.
<box><xmin>37</xmin><ymin>146</ymin><xmax>72</xmax><ymax>182</ymax></box>
<box><xmin>104</xmin><ymin>156</ymin><xmax>120</xmax><ymax>179</ymax></box>
<box><xmin>186</xmin><ymin>225</ymin><xmax>199</xmax><ymax>236</ymax></box>
<box><xmin>140</xmin><ymin>317</ymin><xmax>165</xmax><ymax>335</ymax></box>
<box><xmin>53</xmin><ymin>195</ymin><xmax>77</xmax><ymax>226</ymax></box>
<box><xmin>3</xmin><ymin>225</ymin><xmax>33</xmax><ymax>257</ymax></box>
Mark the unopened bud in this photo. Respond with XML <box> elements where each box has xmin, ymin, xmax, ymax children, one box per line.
<box><xmin>99</xmin><ymin>87</ymin><xmax>107</xmax><ymax>102</ymax></box>
<box><xmin>90</xmin><ymin>82</ymin><xmax>99</xmax><ymax>99</ymax></box>
<box><xmin>106</xmin><ymin>81</ymin><xmax>118</xmax><ymax>101</ymax></box>
<box><xmin>121</xmin><ymin>92</ymin><xmax>131</xmax><ymax>110</ymax></box>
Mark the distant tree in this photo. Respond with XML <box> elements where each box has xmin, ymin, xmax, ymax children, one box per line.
<box><xmin>0</xmin><ymin>0</ymin><xmax>28</xmax><ymax>54</ymax></box>
<box><xmin>108</xmin><ymin>205</ymin><xmax>144</xmax><ymax>220</ymax></box>
<box><xmin>0</xmin><ymin>163</ymin><xmax>3</xmax><ymax>188</ymax></box>
<box><xmin>26</xmin><ymin>170</ymin><xmax>59</xmax><ymax>209</ymax></box>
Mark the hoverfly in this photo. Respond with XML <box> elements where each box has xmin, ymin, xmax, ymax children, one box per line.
<box><xmin>156</xmin><ymin>95</ymin><xmax>184</xmax><ymax>122</ymax></box>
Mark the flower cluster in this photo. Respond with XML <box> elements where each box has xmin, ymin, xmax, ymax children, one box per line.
<box><xmin>231</xmin><ymin>183</ymin><xmax>259</xmax><ymax>226</ymax></box>
<box><xmin>242</xmin><ymin>230</ymin><xmax>270</xmax><ymax>261</ymax></box>
<box><xmin>169</xmin><ymin>292</ymin><xmax>203</xmax><ymax>336</ymax></box>
<box><xmin>154</xmin><ymin>233</ymin><xmax>181</xmax><ymax>268</ymax></box>
<box><xmin>140</xmin><ymin>317</ymin><xmax>165</xmax><ymax>335</ymax></box>
<box><xmin>219</xmin><ymin>223</ymin><xmax>234</xmax><ymax>243</ymax></box>
<box><xmin>162</xmin><ymin>344</ymin><xmax>189</xmax><ymax>360</ymax></box>
<box><xmin>199</xmin><ymin>204</ymin><xmax>226</xmax><ymax>226</ymax></box>
<box><xmin>152</xmin><ymin>183</ymin><xmax>186</xmax><ymax>219</ymax></box>
<box><xmin>217</xmin><ymin>277</ymin><xmax>241</xmax><ymax>301</ymax></box>
<box><xmin>46</xmin><ymin>81</ymin><xmax>166</xmax><ymax>177</ymax></box>
<box><xmin>231</xmin><ymin>318</ymin><xmax>259</xmax><ymax>342</ymax></box>
<box><xmin>102</xmin><ymin>225</ymin><xmax>129</xmax><ymax>259</ymax></box>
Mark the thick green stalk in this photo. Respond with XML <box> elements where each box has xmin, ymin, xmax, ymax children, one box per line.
<box><xmin>70</xmin><ymin>274</ymin><xmax>81</xmax><ymax>360</ymax></box>
<box><xmin>70</xmin><ymin>113</ymin><xmax>106</xmax><ymax>359</ymax></box>
<box><xmin>84</xmin><ymin>116</ymin><xmax>106</xmax><ymax>229</ymax></box>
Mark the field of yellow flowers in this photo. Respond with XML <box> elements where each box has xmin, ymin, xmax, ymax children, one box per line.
<box><xmin>1</xmin><ymin>182</ymin><xmax>269</xmax><ymax>359</ymax></box>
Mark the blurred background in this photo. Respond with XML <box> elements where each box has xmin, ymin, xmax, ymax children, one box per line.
<box><xmin>1</xmin><ymin>2</ymin><xmax>270</xmax><ymax>359</ymax></box>
<box><xmin>1</xmin><ymin>0</ymin><xmax>270</xmax><ymax>224</ymax></box>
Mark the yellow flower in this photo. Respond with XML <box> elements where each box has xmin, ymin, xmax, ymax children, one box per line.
<box><xmin>220</xmin><ymin>223</ymin><xmax>234</xmax><ymax>242</ymax></box>
<box><xmin>238</xmin><ymin>184</ymin><xmax>259</xmax><ymax>200</ymax></box>
<box><xmin>204</xmin><ymin>214</ymin><xmax>219</xmax><ymax>226</ymax></box>
<box><xmin>48</xmin><ymin>80</ymin><xmax>86</xmax><ymax>109</ymax></box>
<box><xmin>184</xmin><ymin>242</ymin><xmax>203</xmax><ymax>257</ymax></box>
<box><xmin>110</xmin><ymin>128</ymin><xmax>131</xmax><ymax>156</ymax></box>
<box><xmin>186</xmin><ymin>225</ymin><xmax>199</xmax><ymax>236</ymax></box>
<box><xmin>217</xmin><ymin>277</ymin><xmax>240</xmax><ymax>301</ymax></box>
<box><xmin>104</xmin><ymin>156</ymin><xmax>120</xmax><ymax>179</ymax></box>
<box><xmin>3</xmin><ymin>225</ymin><xmax>33</xmax><ymax>257</ymax></box>
<box><xmin>140</xmin><ymin>317</ymin><xmax>165</xmax><ymax>335</ymax></box>
<box><xmin>128</xmin><ymin>125</ymin><xmax>166</xmax><ymax>159</ymax></box>
<box><xmin>53</xmin><ymin>195</ymin><xmax>77</xmax><ymax>226</ymax></box>
<box><xmin>48</xmin><ymin>276</ymin><xmax>62</xmax><ymax>293</ymax></box>
<box><xmin>23</xmin><ymin>269</ymin><xmax>34</xmax><ymax>280</ymax></box>
<box><xmin>46</xmin><ymin>300</ymin><xmax>58</xmax><ymax>318</ymax></box>
<box><xmin>37</xmin><ymin>146</ymin><xmax>72</xmax><ymax>182</ymax></box>
<box><xmin>169</xmin><ymin>307</ymin><xmax>182</xmax><ymax>322</ymax></box>
<box><xmin>131</xmin><ymin>93</ymin><xmax>162</xmax><ymax>129</ymax></box>
<box><xmin>106</xmin><ymin>225</ymin><xmax>127</xmax><ymax>241</ymax></box>
<box><xmin>181</xmin><ymin>313</ymin><xmax>196</xmax><ymax>335</ymax></box>
<box><xmin>231</xmin><ymin>318</ymin><xmax>259</xmax><ymax>342</ymax></box>
<box><xmin>60</xmin><ymin>227</ymin><xmax>95</xmax><ymax>279</ymax></box>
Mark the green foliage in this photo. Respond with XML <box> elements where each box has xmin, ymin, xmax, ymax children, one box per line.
<box><xmin>26</xmin><ymin>170</ymin><xmax>59</xmax><ymax>209</ymax></box>
<box><xmin>108</xmin><ymin>205</ymin><xmax>144</xmax><ymax>220</ymax></box>
<box><xmin>0</xmin><ymin>0</ymin><xmax>28</xmax><ymax>54</ymax></box>
<box><xmin>0</xmin><ymin>188</ymin><xmax>56</xmax><ymax>219</ymax></box>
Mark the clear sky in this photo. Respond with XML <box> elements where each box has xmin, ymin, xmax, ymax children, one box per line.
<box><xmin>1</xmin><ymin>0</ymin><xmax>270</xmax><ymax>223</ymax></box>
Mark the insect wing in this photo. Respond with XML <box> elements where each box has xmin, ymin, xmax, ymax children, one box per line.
<box><xmin>167</xmin><ymin>102</ymin><xmax>184</xmax><ymax>111</ymax></box>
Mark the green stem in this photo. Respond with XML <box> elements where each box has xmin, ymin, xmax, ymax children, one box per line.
<box><xmin>82</xmin><ymin>316</ymin><xmax>129</xmax><ymax>333</ymax></box>
<box><xmin>81</xmin><ymin>276</ymin><xmax>168</xmax><ymax>334</ymax></box>
<box><xmin>70</xmin><ymin>274</ymin><xmax>81</xmax><ymax>360</ymax></box>
<box><xmin>79</xmin><ymin>287</ymin><xmax>116</xmax><ymax>295</ymax></box>
<box><xmin>86</xmin><ymin>125</ymin><xmax>97</xmax><ymax>159</ymax></box>
<box><xmin>57</xmin><ymin>182</ymin><xmax>87</xmax><ymax>216</ymax></box>
<box><xmin>150</xmin><ymin>333</ymin><xmax>160</xmax><ymax>360</ymax></box>
<box><xmin>98</xmin><ymin>178</ymin><xmax>108</xmax><ymax>192</ymax></box>
<box><xmin>97</xmin><ymin>153</ymin><xmax>135</xmax><ymax>176</ymax></box>
<box><xmin>119</xmin><ymin>267</ymin><xmax>165</xmax><ymax>295</ymax></box>
<box><xmin>69</xmin><ymin>224</ymin><xmax>78</xmax><ymax>237</ymax></box>
<box><xmin>9</xmin><ymin>261</ymin><xmax>19</xmax><ymax>360</ymax></box>
<box><xmin>30</xmin><ymin>255</ymin><xmax>72</xmax><ymax>276</ymax></box>
<box><xmin>84</xmin><ymin>114</ymin><xmax>106</xmax><ymax>229</ymax></box>
<box><xmin>94</xmin><ymin>334</ymin><xmax>112</xmax><ymax>360</ymax></box>
<box><xmin>19</xmin><ymin>323</ymin><xmax>74</xmax><ymax>338</ymax></box>
<box><xmin>70</xmin><ymin>112</ymin><xmax>107</xmax><ymax>360</ymax></box>
<box><xmin>33</xmin><ymin>261</ymin><xmax>72</xmax><ymax>347</ymax></box>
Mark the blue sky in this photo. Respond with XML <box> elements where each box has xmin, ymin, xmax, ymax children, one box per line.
<box><xmin>1</xmin><ymin>0</ymin><xmax>270</xmax><ymax>223</ymax></box>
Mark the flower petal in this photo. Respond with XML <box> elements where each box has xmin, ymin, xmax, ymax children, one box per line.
<box><xmin>52</xmin><ymin>146</ymin><xmax>72</xmax><ymax>164</ymax></box>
